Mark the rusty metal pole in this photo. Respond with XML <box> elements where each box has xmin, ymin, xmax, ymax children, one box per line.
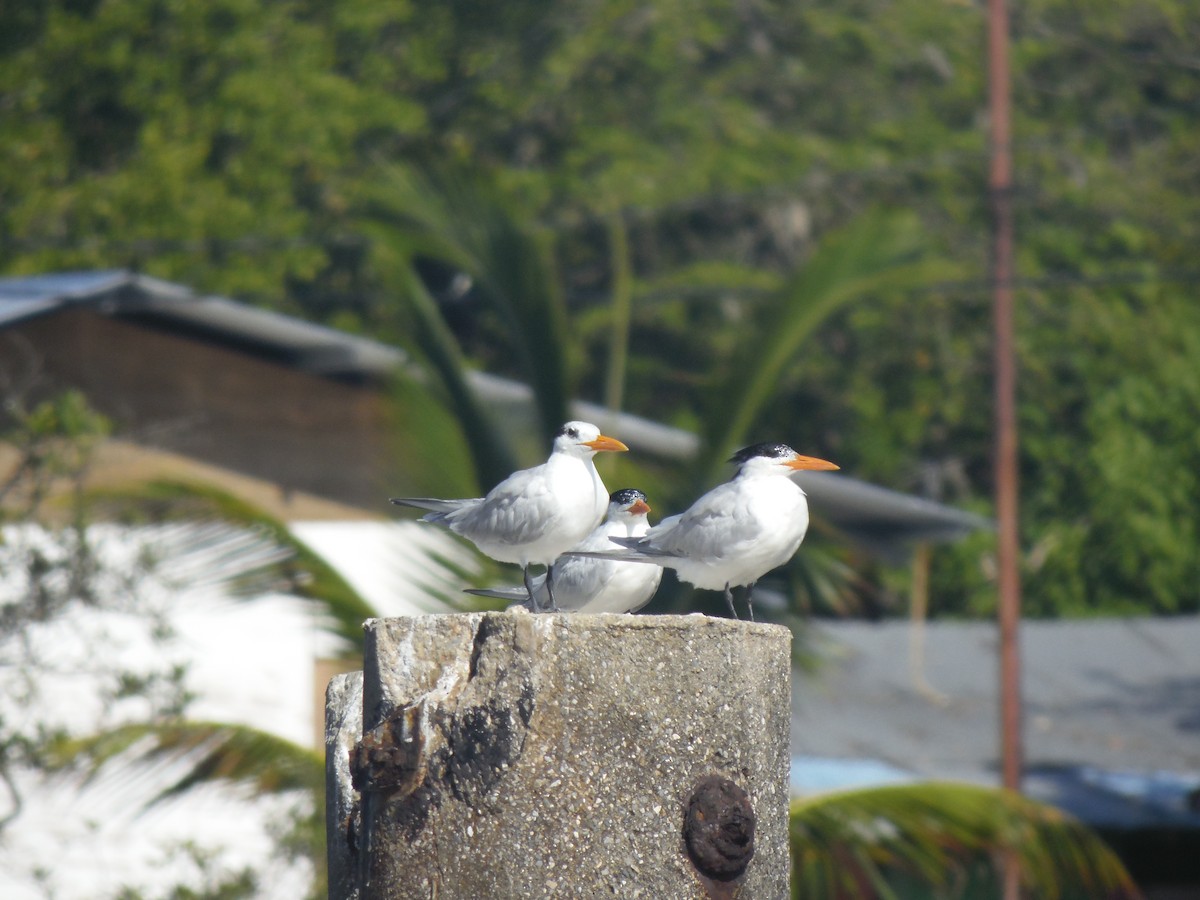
<box><xmin>988</xmin><ymin>0</ymin><xmax>1022</xmax><ymax>801</ymax></box>
<box><xmin>988</xmin><ymin>0</ymin><xmax>1023</xmax><ymax>895</ymax></box>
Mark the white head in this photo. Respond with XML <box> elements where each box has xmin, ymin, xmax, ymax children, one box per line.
<box><xmin>552</xmin><ymin>421</ymin><xmax>629</xmax><ymax>458</ymax></box>
<box><xmin>606</xmin><ymin>487</ymin><xmax>652</xmax><ymax>523</ymax></box>
<box><xmin>729</xmin><ymin>442</ymin><xmax>839</xmax><ymax>478</ymax></box>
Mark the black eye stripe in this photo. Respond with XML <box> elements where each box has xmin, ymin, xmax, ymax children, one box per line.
<box><xmin>555</xmin><ymin>422</ymin><xmax>587</xmax><ymax>440</ymax></box>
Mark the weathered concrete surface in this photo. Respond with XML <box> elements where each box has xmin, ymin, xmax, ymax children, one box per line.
<box><xmin>326</xmin><ymin>671</ymin><xmax>364</xmax><ymax>900</ymax></box>
<box><xmin>329</xmin><ymin>612</ymin><xmax>791</xmax><ymax>899</ymax></box>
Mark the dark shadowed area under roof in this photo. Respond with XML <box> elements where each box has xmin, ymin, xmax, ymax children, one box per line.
<box><xmin>0</xmin><ymin>271</ymin><xmax>988</xmax><ymax>556</ymax></box>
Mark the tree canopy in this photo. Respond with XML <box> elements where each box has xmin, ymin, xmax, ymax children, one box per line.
<box><xmin>3</xmin><ymin>0</ymin><xmax>1199</xmax><ymax>616</ymax></box>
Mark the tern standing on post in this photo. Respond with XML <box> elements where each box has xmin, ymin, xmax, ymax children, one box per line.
<box><xmin>568</xmin><ymin>442</ymin><xmax>837</xmax><ymax>620</ymax></box>
<box><xmin>466</xmin><ymin>488</ymin><xmax>662</xmax><ymax>614</ymax></box>
<box><xmin>390</xmin><ymin>421</ymin><xmax>628</xmax><ymax>611</ymax></box>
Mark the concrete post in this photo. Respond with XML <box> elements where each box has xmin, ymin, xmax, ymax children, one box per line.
<box><xmin>326</xmin><ymin>670</ymin><xmax>364</xmax><ymax>900</ymax></box>
<box><xmin>325</xmin><ymin>612</ymin><xmax>791</xmax><ymax>899</ymax></box>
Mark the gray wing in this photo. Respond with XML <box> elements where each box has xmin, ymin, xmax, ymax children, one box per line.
<box><xmin>640</xmin><ymin>485</ymin><xmax>765</xmax><ymax>560</ymax></box>
<box><xmin>390</xmin><ymin>497</ymin><xmax>481</xmax><ymax>526</ymax></box>
<box><xmin>544</xmin><ymin>554</ymin><xmax>609</xmax><ymax>609</ymax></box>
<box><xmin>602</xmin><ymin>538</ymin><xmax>675</xmax><ymax>559</ymax></box>
<box><xmin>567</xmin><ymin>543</ymin><xmax>672</xmax><ymax>564</ymax></box>
<box><xmin>452</xmin><ymin>466</ymin><xmax>559</xmax><ymax>545</ymax></box>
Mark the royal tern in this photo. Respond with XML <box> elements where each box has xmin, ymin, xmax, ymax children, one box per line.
<box><xmin>568</xmin><ymin>442</ymin><xmax>838</xmax><ymax>620</ymax></box>
<box><xmin>465</xmin><ymin>488</ymin><xmax>663</xmax><ymax>614</ymax></box>
<box><xmin>390</xmin><ymin>421</ymin><xmax>628</xmax><ymax>610</ymax></box>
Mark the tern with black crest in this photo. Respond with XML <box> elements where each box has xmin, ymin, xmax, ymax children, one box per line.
<box><xmin>566</xmin><ymin>442</ymin><xmax>838</xmax><ymax>620</ymax></box>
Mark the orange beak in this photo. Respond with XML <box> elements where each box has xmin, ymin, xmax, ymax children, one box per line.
<box><xmin>584</xmin><ymin>434</ymin><xmax>629</xmax><ymax>453</ymax></box>
<box><xmin>786</xmin><ymin>455</ymin><xmax>839</xmax><ymax>471</ymax></box>
<box><xmin>628</xmin><ymin>498</ymin><xmax>651</xmax><ymax>515</ymax></box>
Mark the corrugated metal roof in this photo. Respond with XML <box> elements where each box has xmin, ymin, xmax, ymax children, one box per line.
<box><xmin>0</xmin><ymin>270</ymin><xmax>989</xmax><ymax>554</ymax></box>
<box><xmin>792</xmin><ymin>618</ymin><xmax>1200</xmax><ymax>780</ymax></box>
<box><xmin>0</xmin><ymin>269</ymin><xmax>406</xmax><ymax>376</ymax></box>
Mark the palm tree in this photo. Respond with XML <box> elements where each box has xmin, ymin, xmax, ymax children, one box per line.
<box><xmin>55</xmin><ymin>721</ymin><xmax>328</xmax><ymax>899</ymax></box>
<box><xmin>0</xmin><ymin>392</ymin><xmax>366</xmax><ymax>896</ymax></box>
<box><xmin>365</xmin><ymin>166</ymin><xmax>962</xmax><ymax>616</ymax></box>
<box><xmin>362</xmin><ymin>165</ymin><xmax>574</xmax><ymax>490</ymax></box>
<box><xmin>11</xmin><ymin>403</ymin><xmax>1134</xmax><ymax>898</ymax></box>
<box><xmin>691</xmin><ymin>210</ymin><xmax>953</xmax><ymax>487</ymax></box>
<box><xmin>36</xmin><ymin>479</ymin><xmax>379</xmax><ymax>898</ymax></box>
<box><xmin>790</xmin><ymin>782</ymin><xmax>1139</xmax><ymax>899</ymax></box>
<box><xmin>348</xmin><ymin>170</ymin><xmax>1140</xmax><ymax>897</ymax></box>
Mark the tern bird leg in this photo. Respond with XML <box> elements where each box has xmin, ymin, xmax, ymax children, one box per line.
<box><xmin>746</xmin><ymin>581</ymin><xmax>757</xmax><ymax>622</ymax></box>
<box><xmin>523</xmin><ymin>566</ymin><xmax>541</xmax><ymax>612</ymax></box>
<box><xmin>724</xmin><ymin>583</ymin><xmax>738</xmax><ymax>620</ymax></box>
<box><xmin>545</xmin><ymin>564</ymin><xmax>560</xmax><ymax>612</ymax></box>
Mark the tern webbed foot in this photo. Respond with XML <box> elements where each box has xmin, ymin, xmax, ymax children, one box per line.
<box><xmin>723</xmin><ymin>583</ymin><xmax>739</xmax><ymax>620</ymax></box>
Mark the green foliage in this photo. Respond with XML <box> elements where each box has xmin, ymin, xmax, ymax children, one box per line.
<box><xmin>3</xmin><ymin>0</ymin><xmax>1200</xmax><ymax>616</ymax></box>
<box><xmin>389</xmin><ymin>263</ymin><xmax>518</xmax><ymax>494</ymax></box>
<box><xmin>0</xmin><ymin>389</ymin><xmax>112</xmax><ymax>518</ymax></box>
<box><xmin>367</xmin><ymin>166</ymin><xmax>573</xmax><ymax>445</ymax></box>
<box><xmin>361</xmin><ymin>165</ymin><xmax>582</xmax><ymax>490</ymax></box>
<box><xmin>694</xmin><ymin>210</ymin><xmax>959</xmax><ymax>483</ymax></box>
<box><xmin>385</xmin><ymin>367</ymin><xmax>484</xmax><ymax>500</ymax></box>
<box><xmin>790</xmin><ymin>782</ymin><xmax>1140</xmax><ymax>900</ymax></box>
<box><xmin>1020</xmin><ymin>291</ymin><xmax>1200</xmax><ymax>616</ymax></box>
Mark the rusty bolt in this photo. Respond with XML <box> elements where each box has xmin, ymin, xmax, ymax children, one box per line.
<box><xmin>683</xmin><ymin>775</ymin><xmax>756</xmax><ymax>882</ymax></box>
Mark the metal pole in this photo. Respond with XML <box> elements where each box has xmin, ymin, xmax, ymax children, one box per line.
<box><xmin>988</xmin><ymin>0</ymin><xmax>1017</xmax><ymax>787</ymax></box>
<box><xmin>988</xmin><ymin>2</ymin><xmax>1022</xmax><ymax>895</ymax></box>
<box><xmin>984</xmin><ymin>0</ymin><xmax>1022</xmax><ymax>801</ymax></box>
<box><xmin>987</xmin><ymin>0</ymin><xmax>1022</xmax><ymax>799</ymax></box>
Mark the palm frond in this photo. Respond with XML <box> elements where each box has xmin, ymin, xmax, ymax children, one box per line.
<box><xmin>633</xmin><ymin>259</ymin><xmax>785</xmax><ymax>302</ymax></box>
<box><xmin>785</xmin><ymin>542</ymin><xmax>877</xmax><ymax>618</ymax></box>
<box><xmin>698</xmin><ymin>210</ymin><xmax>960</xmax><ymax>482</ymax></box>
<box><xmin>790</xmin><ymin>782</ymin><xmax>1141</xmax><ymax>900</ymax></box>
<box><xmin>50</xmin><ymin>721</ymin><xmax>323</xmax><ymax>804</ymax></box>
<box><xmin>368</xmin><ymin>165</ymin><xmax>573</xmax><ymax>446</ymax></box>
<box><xmin>393</xmin><ymin>263</ymin><xmax>519</xmax><ymax>491</ymax></box>
<box><xmin>84</xmin><ymin>480</ymin><xmax>377</xmax><ymax>653</ymax></box>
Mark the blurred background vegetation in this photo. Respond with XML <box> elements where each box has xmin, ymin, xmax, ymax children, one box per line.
<box><xmin>6</xmin><ymin>0</ymin><xmax>1198</xmax><ymax>621</ymax></box>
<box><xmin>4</xmin><ymin>1</ymin><xmax>1193</xmax><ymax>896</ymax></box>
